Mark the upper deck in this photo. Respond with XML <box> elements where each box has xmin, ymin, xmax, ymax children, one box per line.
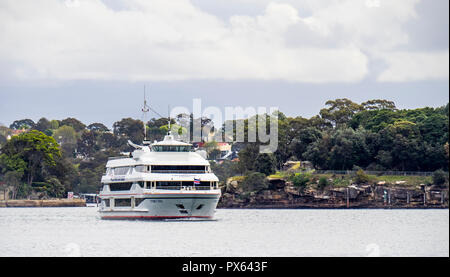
<box><xmin>101</xmin><ymin>134</ymin><xmax>218</xmax><ymax>184</ymax></box>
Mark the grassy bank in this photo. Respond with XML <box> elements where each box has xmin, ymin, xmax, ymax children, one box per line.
<box><xmin>268</xmin><ymin>171</ymin><xmax>433</xmax><ymax>187</ymax></box>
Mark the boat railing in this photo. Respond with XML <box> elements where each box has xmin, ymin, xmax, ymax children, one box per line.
<box><xmin>151</xmin><ymin>170</ymin><xmax>206</xmax><ymax>174</ymax></box>
<box><xmin>155</xmin><ymin>186</ymin><xmax>213</xmax><ymax>190</ymax></box>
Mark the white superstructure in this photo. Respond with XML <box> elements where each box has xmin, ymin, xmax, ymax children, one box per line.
<box><xmin>98</xmin><ymin>133</ymin><xmax>221</xmax><ymax>219</ymax></box>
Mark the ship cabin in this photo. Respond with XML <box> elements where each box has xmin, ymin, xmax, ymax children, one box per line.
<box><xmin>101</xmin><ymin>134</ymin><xmax>219</xmax><ymax>192</ymax></box>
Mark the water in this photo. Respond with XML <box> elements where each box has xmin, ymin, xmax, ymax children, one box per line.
<box><xmin>0</xmin><ymin>208</ymin><xmax>448</xmax><ymax>257</ymax></box>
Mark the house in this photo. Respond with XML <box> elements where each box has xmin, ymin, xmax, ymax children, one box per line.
<box><xmin>10</xmin><ymin>128</ymin><xmax>27</xmax><ymax>138</ymax></box>
<box><xmin>194</xmin><ymin>141</ymin><xmax>236</xmax><ymax>161</ymax></box>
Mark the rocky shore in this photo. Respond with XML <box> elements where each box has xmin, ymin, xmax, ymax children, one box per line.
<box><xmin>218</xmin><ymin>177</ymin><xmax>449</xmax><ymax>209</ymax></box>
<box><xmin>0</xmin><ymin>199</ymin><xmax>86</xmax><ymax>207</ymax></box>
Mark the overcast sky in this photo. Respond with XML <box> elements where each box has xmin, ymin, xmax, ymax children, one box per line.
<box><xmin>0</xmin><ymin>0</ymin><xmax>448</xmax><ymax>128</ymax></box>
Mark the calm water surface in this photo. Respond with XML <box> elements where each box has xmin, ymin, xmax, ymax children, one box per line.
<box><xmin>0</xmin><ymin>208</ymin><xmax>448</xmax><ymax>257</ymax></box>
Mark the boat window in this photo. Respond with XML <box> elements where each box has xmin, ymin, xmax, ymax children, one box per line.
<box><xmin>151</xmin><ymin>165</ymin><xmax>206</xmax><ymax>172</ymax></box>
<box><xmin>155</xmin><ymin>181</ymin><xmax>182</xmax><ymax>190</ymax></box>
<box><xmin>113</xmin><ymin>167</ymin><xmax>130</xmax><ymax>175</ymax></box>
<box><xmin>103</xmin><ymin>199</ymin><xmax>110</xmax><ymax>207</ymax></box>
<box><xmin>154</xmin><ymin>181</ymin><xmax>212</xmax><ymax>190</ymax></box>
<box><xmin>135</xmin><ymin>165</ymin><xmax>148</xmax><ymax>173</ymax></box>
<box><xmin>115</xmin><ymin>198</ymin><xmax>131</xmax><ymax>207</ymax></box>
<box><xmin>109</xmin><ymin>182</ymin><xmax>133</xmax><ymax>191</ymax></box>
<box><xmin>152</xmin><ymin>145</ymin><xmax>191</xmax><ymax>152</ymax></box>
<box><xmin>137</xmin><ymin>181</ymin><xmax>145</xmax><ymax>188</ymax></box>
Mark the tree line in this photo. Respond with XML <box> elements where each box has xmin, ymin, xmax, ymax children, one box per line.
<box><xmin>0</xmin><ymin>98</ymin><xmax>448</xmax><ymax>199</ymax></box>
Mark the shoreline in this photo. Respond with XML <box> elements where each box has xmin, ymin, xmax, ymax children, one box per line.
<box><xmin>0</xmin><ymin>199</ymin><xmax>86</xmax><ymax>207</ymax></box>
<box><xmin>218</xmin><ymin>176</ymin><xmax>449</xmax><ymax>210</ymax></box>
<box><xmin>217</xmin><ymin>206</ymin><xmax>449</xmax><ymax>209</ymax></box>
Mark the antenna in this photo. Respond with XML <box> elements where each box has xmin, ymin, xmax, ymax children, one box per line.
<box><xmin>142</xmin><ymin>85</ymin><xmax>150</xmax><ymax>142</ymax></box>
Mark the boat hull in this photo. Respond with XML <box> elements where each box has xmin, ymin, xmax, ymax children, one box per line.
<box><xmin>98</xmin><ymin>190</ymin><xmax>221</xmax><ymax>220</ymax></box>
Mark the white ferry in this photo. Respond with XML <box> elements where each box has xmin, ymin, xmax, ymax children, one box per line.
<box><xmin>98</xmin><ymin>107</ymin><xmax>221</xmax><ymax>219</ymax></box>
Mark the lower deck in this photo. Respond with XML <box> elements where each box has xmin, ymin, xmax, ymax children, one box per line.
<box><xmin>98</xmin><ymin>189</ymin><xmax>221</xmax><ymax>220</ymax></box>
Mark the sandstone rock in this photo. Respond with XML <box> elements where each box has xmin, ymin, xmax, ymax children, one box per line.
<box><xmin>284</xmin><ymin>186</ymin><xmax>301</xmax><ymax>196</ymax></box>
<box><xmin>230</xmin><ymin>180</ymin><xmax>239</xmax><ymax>188</ymax></box>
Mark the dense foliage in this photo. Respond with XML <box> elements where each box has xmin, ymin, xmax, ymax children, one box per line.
<box><xmin>0</xmin><ymin>98</ymin><xmax>448</xmax><ymax>198</ymax></box>
<box><xmin>235</xmin><ymin>99</ymin><xmax>449</xmax><ymax>173</ymax></box>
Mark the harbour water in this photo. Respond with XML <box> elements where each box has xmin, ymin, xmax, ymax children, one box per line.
<box><xmin>0</xmin><ymin>207</ymin><xmax>448</xmax><ymax>257</ymax></box>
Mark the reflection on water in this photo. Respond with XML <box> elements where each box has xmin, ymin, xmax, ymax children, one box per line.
<box><xmin>0</xmin><ymin>208</ymin><xmax>448</xmax><ymax>257</ymax></box>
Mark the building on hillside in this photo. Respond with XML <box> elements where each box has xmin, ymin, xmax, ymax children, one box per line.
<box><xmin>10</xmin><ymin>128</ymin><xmax>27</xmax><ymax>138</ymax></box>
<box><xmin>194</xmin><ymin>141</ymin><xmax>233</xmax><ymax>160</ymax></box>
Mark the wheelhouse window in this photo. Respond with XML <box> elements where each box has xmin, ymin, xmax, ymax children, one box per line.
<box><xmin>152</xmin><ymin>145</ymin><xmax>191</xmax><ymax>152</ymax></box>
<box><xmin>112</xmin><ymin>167</ymin><xmax>130</xmax><ymax>175</ymax></box>
<box><xmin>135</xmin><ymin>165</ymin><xmax>149</xmax><ymax>173</ymax></box>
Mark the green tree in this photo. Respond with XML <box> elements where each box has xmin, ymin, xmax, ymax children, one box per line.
<box><xmin>241</xmin><ymin>172</ymin><xmax>269</xmax><ymax>192</ymax></box>
<box><xmin>34</xmin><ymin>117</ymin><xmax>52</xmax><ymax>132</ymax></box>
<box><xmin>432</xmin><ymin>170</ymin><xmax>448</xmax><ymax>186</ymax></box>
<box><xmin>291</xmin><ymin>127</ymin><xmax>322</xmax><ymax>161</ymax></box>
<box><xmin>375</xmin><ymin>150</ymin><xmax>392</xmax><ymax>169</ymax></box>
<box><xmin>328</xmin><ymin>127</ymin><xmax>371</xmax><ymax>170</ymax></box>
<box><xmin>113</xmin><ymin>118</ymin><xmax>144</xmax><ymax>144</ymax></box>
<box><xmin>417</xmin><ymin>113</ymin><xmax>449</xmax><ymax>146</ymax></box>
<box><xmin>53</xmin><ymin>125</ymin><xmax>77</xmax><ymax>145</ymax></box>
<box><xmin>0</xmin><ymin>134</ymin><xmax>7</xmax><ymax>147</ymax></box>
<box><xmin>318</xmin><ymin>177</ymin><xmax>329</xmax><ymax>191</ymax></box>
<box><xmin>361</xmin><ymin>99</ymin><xmax>397</xmax><ymax>111</ymax></box>
<box><xmin>0</xmin><ymin>130</ymin><xmax>61</xmax><ymax>187</ymax></box>
<box><xmin>319</xmin><ymin>98</ymin><xmax>363</xmax><ymax>127</ymax></box>
<box><xmin>77</xmin><ymin>130</ymin><xmax>99</xmax><ymax>158</ymax></box>
<box><xmin>97</xmin><ymin>132</ymin><xmax>124</xmax><ymax>150</ymax></box>
<box><xmin>46</xmin><ymin>155</ymin><xmax>79</xmax><ymax>193</ymax></box>
<box><xmin>289</xmin><ymin>173</ymin><xmax>310</xmax><ymax>193</ymax></box>
<box><xmin>203</xmin><ymin>141</ymin><xmax>218</xmax><ymax>156</ymax></box>
<box><xmin>254</xmin><ymin>153</ymin><xmax>277</xmax><ymax>176</ymax></box>
<box><xmin>303</xmin><ymin>134</ymin><xmax>332</xmax><ymax>169</ymax></box>
<box><xmin>350</xmin><ymin>109</ymin><xmax>399</xmax><ymax>132</ymax></box>
<box><xmin>237</xmin><ymin>143</ymin><xmax>260</xmax><ymax>173</ymax></box>
<box><xmin>2</xmin><ymin>171</ymin><xmax>24</xmax><ymax>199</ymax></box>
<box><xmin>53</xmin><ymin>125</ymin><xmax>78</xmax><ymax>158</ymax></box>
<box><xmin>60</xmin><ymin>118</ymin><xmax>86</xmax><ymax>132</ymax></box>
<box><xmin>354</xmin><ymin>169</ymin><xmax>370</xmax><ymax>184</ymax></box>
<box><xmin>210</xmin><ymin>160</ymin><xmax>241</xmax><ymax>186</ymax></box>
<box><xmin>50</xmin><ymin>120</ymin><xmax>60</xmax><ymax>130</ymax></box>
<box><xmin>87</xmin><ymin>123</ymin><xmax>110</xmax><ymax>132</ymax></box>
<box><xmin>44</xmin><ymin>177</ymin><xmax>65</xmax><ymax>198</ymax></box>
<box><xmin>146</xmin><ymin>117</ymin><xmax>175</xmax><ymax>142</ymax></box>
<box><xmin>9</xmin><ymin>119</ymin><xmax>35</xmax><ymax>130</ymax></box>
<box><xmin>160</xmin><ymin>124</ymin><xmax>187</xmax><ymax>137</ymax></box>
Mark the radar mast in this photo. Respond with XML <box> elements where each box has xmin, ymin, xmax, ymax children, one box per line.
<box><xmin>142</xmin><ymin>85</ymin><xmax>150</xmax><ymax>144</ymax></box>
